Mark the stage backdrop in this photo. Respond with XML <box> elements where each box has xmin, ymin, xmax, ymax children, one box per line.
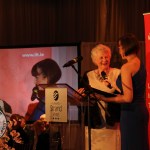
<box><xmin>0</xmin><ymin>46</ymin><xmax>78</xmax><ymax>116</ymax></box>
<box><xmin>143</xmin><ymin>13</ymin><xmax>150</xmax><ymax>144</ymax></box>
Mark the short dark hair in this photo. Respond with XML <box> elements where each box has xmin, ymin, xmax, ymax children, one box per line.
<box><xmin>119</xmin><ymin>33</ymin><xmax>139</xmax><ymax>56</ymax></box>
<box><xmin>31</xmin><ymin>58</ymin><xmax>62</xmax><ymax>84</ymax></box>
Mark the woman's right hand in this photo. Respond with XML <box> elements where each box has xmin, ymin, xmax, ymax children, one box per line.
<box><xmin>74</xmin><ymin>88</ymin><xmax>87</xmax><ymax>100</ymax></box>
<box><xmin>77</xmin><ymin>88</ymin><xmax>85</xmax><ymax>94</ymax></box>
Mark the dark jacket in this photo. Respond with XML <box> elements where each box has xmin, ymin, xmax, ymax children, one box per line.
<box><xmin>79</xmin><ymin>71</ymin><xmax>121</xmax><ymax>128</ymax></box>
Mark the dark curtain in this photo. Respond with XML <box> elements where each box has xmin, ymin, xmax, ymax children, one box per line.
<box><xmin>0</xmin><ymin>0</ymin><xmax>55</xmax><ymax>45</ymax></box>
<box><xmin>0</xmin><ymin>0</ymin><xmax>149</xmax><ymax>46</ymax></box>
<box><xmin>104</xmin><ymin>0</ymin><xmax>150</xmax><ymax>41</ymax></box>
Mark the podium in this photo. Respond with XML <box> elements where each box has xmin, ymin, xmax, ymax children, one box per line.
<box><xmin>43</xmin><ymin>83</ymin><xmax>87</xmax><ymax>150</ymax></box>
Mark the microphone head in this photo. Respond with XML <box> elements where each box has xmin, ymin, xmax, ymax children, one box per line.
<box><xmin>31</xmin><ymin>86</ymin><xmax>39</xmax><ymax>101</ymax></box>
<box><xmin>101</xmin><ymin>71</ymin><xmax>107</xmax><ymax>80</ymax></box>
<box><xmin>101</xmin><ymin>71</ymin><xmax>112</xmax><ymax>89</ymax></box>
<box><xmin>31</xmin><ymin>86</ymin><xmax>45</xmax><ymax>101</ymax></box>
<box><xmin>63</xmin><ymin>56</ymin><xmax>83</xmax><ymax>67</ymax></box>
<box><xmin>73</xmin><ymin>56</ymin><xmax>83</xmax><ymax>63</ymax></box>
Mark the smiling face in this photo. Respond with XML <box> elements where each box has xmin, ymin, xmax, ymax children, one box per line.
<box><xmin>91</xmin><ymin>44</ymin><xmax>111</xmax><ymax>70</ymax></box>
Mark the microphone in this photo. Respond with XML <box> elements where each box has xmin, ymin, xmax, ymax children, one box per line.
<box><xmin>101</xmin><ymin>71</ymin><xmax>108</xmax><ymax>80</ymax></box>
<box><xmin>31</xmin><ymin>86</ymin><xmax>40</xmax><ymax>101</ymax></box>
<box><xmin>101</xmin><ymin>71</ymin><xmax>112</xmax><ymax>89</ymax></box>
<box><xmin>63</xmin><ymin>56</ymin><xmax>83</xmax><ymax>67</ymax></box>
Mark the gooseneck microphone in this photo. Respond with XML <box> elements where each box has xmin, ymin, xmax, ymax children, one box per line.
<box><xmin>101</xmin><ymin>71</ymin><xmax>112</xmax><ymax>89</ymax></box>
<box><xmin>63</xmin><ymin>56</ymin><xmax>83</xmax><ymax>67</ymax></box>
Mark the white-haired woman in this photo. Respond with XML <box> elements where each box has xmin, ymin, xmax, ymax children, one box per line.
<box><xmin>78</xmin><ymin>44</ymin><xmax>121</xmax><ymax>150</ymax></box>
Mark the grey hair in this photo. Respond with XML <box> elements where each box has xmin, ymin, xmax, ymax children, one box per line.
<box><xmin>91</xmin><ymin>44</ymin><xmax>111</xmax><ymax>59</ymax></box>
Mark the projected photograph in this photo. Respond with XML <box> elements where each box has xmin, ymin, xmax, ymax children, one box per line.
<box><xmin>0</xmin><ymin>45</ymin><xmax>79</xmax><ymax>116</ymax></box>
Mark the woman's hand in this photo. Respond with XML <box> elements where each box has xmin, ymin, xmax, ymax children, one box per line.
<box><xmin>77</xmin><ymin>88</ymin><xmax>87</xmax><ymax>97</ymax></box>
<box><xmin>77</xmin><ymin>88</ymin><xmax>85</xmax><ymax>94</ymax></box>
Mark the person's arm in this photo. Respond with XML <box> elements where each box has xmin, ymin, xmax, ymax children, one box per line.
<box><xmin>99</xmin><ymin>64</ymin><xmax>133</xmax><ymax>103</ymax></box>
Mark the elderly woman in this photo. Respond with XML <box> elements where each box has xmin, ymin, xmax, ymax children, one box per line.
<box><xmin>79</xmin><ymin>44</ymin><xmax>121</xmax><ymax>150</ymax></box>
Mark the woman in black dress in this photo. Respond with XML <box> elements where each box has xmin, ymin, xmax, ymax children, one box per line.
<box><xmin>99</xmin><ymin>33</ymin><xmax>149</xmax><ymax>150</ymax></box>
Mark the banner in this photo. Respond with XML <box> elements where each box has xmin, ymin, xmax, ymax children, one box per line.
<box><xmin>143</xmin><ymin>13</ymin><xmax>150</xmax><ymax>144</ymax></box>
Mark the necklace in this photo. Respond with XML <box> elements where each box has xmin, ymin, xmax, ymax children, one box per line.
<box><xmin>95</xmin><ymin>73</ymin><xmax>104</xmax><ymax>81</ymax></box>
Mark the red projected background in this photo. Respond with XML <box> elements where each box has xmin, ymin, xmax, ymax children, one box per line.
<box><xmin>0</xmin><ymin>46</ymin><xmax>78</xmax><ymax>116</ymax></box>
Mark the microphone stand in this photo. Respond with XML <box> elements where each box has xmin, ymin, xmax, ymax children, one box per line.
<box><xmin>71</xmin><ymin>64</ymin><xmax>110</xmax><ymax>150</ymax></box>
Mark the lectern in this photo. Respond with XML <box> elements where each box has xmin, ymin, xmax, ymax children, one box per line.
<box><xmin>44</xmin><ymin>83</ymin><xmax>87</xmax><ymax>150</ymax></box>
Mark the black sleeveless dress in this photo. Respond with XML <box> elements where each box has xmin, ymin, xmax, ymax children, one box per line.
<box><xmin>116</xmin><ymin>62</ymin><xmax>149</xmax><ymax>150</ymax></box>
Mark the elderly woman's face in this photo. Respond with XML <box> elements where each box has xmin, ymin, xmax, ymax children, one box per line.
<box><xmin>92</xmin><ymin>50</ymin><xmax>111</xmax><ymax>69</ymax></box>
